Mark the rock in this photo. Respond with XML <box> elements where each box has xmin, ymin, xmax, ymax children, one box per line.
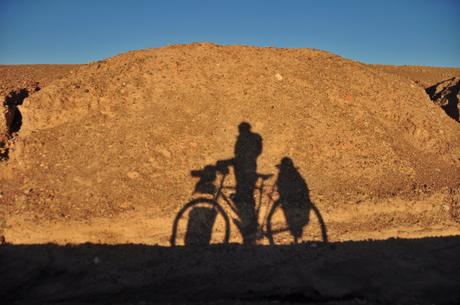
<box><xmin>127</xmin><ymin>171</ymin><xmax>140</xmax><ymax>179</ymax></box>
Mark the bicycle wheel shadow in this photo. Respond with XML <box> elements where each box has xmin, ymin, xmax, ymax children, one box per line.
<box><xmin>170</xmin><ymin>164</ymin><xmax>231</xmax><ymax>246</ymax></box>
<box><xmin>171</xmin><ymin>157</ymin><xmax>328</xmax><ymax>246</ymax></box>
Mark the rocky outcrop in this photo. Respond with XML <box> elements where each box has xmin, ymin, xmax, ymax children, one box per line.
<box><xmin>426</xmin><ymin>76</ymin><xmax>460</xmax><ymax>122</ymax></box>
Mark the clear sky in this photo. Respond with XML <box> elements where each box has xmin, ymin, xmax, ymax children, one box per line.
<box><xmin>1</xmin><ymin>0</ymin><xmax>459</xmax><ymax>66</ymax></box>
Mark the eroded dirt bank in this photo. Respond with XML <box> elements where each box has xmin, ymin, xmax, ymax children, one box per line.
<box><xmin>1</xmin><ymin>65</ymin><xmax>80</xmax><ymax>160</ymax></box>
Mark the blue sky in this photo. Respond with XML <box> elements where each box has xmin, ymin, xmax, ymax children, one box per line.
<box><xmin>0</xmin><ymin>0</ymin><xmax>459</xmax><ymax>66</ymax></box>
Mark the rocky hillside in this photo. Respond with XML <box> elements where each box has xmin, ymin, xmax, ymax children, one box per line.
<box><xmin>1</xmin><ymin>43</ymin><xmax>459</xmax><ymax>224</ymax></box>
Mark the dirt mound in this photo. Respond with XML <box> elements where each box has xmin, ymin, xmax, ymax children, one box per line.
<box><xmin>1</xmin><ymin>43</ymin><xmax>460</xmax><ymax>243</ymax></box>
<box><xmin>1</xmin><ymin>47</ymin><xmax>460</xmax><ymax>305</ymax></box>
<box><xmin>426</xmin><ymin>76</ymin><xmax>460</xmax><ymax>122</ymax></box>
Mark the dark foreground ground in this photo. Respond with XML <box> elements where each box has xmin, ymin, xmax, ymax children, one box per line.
<box><xmin>1</xmin><ymin>236</ymin><xmax>459</xmax><ymax>305</ymax></box>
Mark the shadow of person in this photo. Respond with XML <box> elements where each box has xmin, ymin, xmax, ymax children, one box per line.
<box><xmin>232</xmin><ymin>122</ymin><xmax>263</xmax><ymax>245</ymax></box>
<box><xmin>275</xmin><ymin>157</ymin><xmax>313</xmax><ymax>244</ymax></box>
<box><xmin>176</xmin><ymin>120</ymin><xmax>264</xmax><ymax>247</ymax></box>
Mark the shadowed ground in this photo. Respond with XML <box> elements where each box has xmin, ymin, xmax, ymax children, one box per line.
<box><xmin>1</xmin><ymin>236</ymin><xmax>459</xmax><ymax>305</ymax></box>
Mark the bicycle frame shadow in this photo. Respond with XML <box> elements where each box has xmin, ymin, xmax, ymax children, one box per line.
<box><xmin>170</xmin><ymin>157</ymin><xmax>328</xmax><ymax>246</ymax></box>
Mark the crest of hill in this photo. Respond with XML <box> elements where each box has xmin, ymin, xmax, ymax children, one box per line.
<box><xmin>4</xmin><ymin>43</ymin><xmax>460</xmax><ymax>219</ymax></box>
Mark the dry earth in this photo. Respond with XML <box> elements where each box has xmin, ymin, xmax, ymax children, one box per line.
<box><xmin>1</xmin><ymin>43</ymin><xmax>459</xmax><ymax>304</ymax></box>
<box><xmin>0</xmin><ymin>64</ymin><xmax>81</xmax><ymax>100</ymax></box>
<box><xmin>0</xmin><ymin>64</ymin><xmax>81</xmax><ymax>158</ymax></box>
<box><xmin>372</xmin><ymin>64</ymin><xmax>460</xmax><ymax>88</ymax></box>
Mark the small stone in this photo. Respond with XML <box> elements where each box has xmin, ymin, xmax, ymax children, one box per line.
<box><xmin>157</xmin><ymin>148</ymin><xmax>171</xmax><ymax>158</ymax></box>
<box><xmin>119</xmin><ymin>201</ymin><xmax>132</xmax><ymax>209</ymax></box>
<box><xmin>275</xmin><ymin>73</ymin><xmax>283</xmax><ymax>81</ymax></box>
<box><xmin>93</xmin><ymin>257</ymin><xmax>101</xmax><ymax>264</ymax></box>
<box><xmin>127</xmin><ymin>171</ymin><xmax>140</xmax><ymax>179</ymax></box>
<box><xmin>16</xmin><ymin>195</ymin><xmax>27</xmax><ymax>204</ymax></box>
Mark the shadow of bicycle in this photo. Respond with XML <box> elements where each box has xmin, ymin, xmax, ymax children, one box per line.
<box><xmin>171</xmin><ymin>156</ymin><xmax>328</xmax><ymax>246</ymax></box>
